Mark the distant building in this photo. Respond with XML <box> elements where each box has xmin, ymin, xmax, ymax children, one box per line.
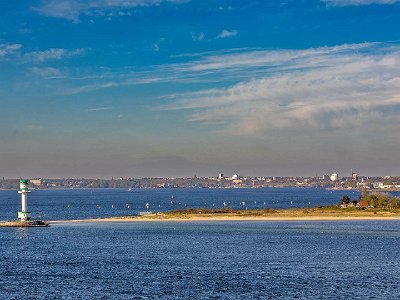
<box><xmin>30</xmin><ymin>178</ymin><xmax>43</xmax><ymax>187</ymax></box>
<box><xmin>374</xmin><ymin>182</ymin><xmax>384</xmax><ymax>189</ymax></box>
<box><xmin>218</xmin><ymin>173</ymin><xmax>224</xmax><ymax>179</ymax></box>
<box><xmin>322</xmin><ymin>174</ymin><xmax>330</xmax><ymax>180</ymax></box>
<box><xmin>350</xmin><ymin>169</ymin><xmax>358</xmax><ymax>180</ymax></box>
<box><xmin>232</xmin><ymin>174</ymin><xmax>239</xmax><ymax>180</ymax></box>
<box><xmin>330</xmin><ymin>173</ymin><xmax>339</xmax><ymax>181</ymax></box>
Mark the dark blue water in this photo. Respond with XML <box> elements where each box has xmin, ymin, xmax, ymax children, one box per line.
<box><xmin>0</xmin><ymin>188</ymin><xmax>368</xmax><ymax>221</ymax></box>
<box><xmin>1</xmin><ymin>221</ymin><xmax>400</xmax><ymax>299</ymax></box>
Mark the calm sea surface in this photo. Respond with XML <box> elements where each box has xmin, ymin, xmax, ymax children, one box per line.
<box><xmin>1</xmin><ymin>189</ymin><xmax>400</xmax><ymax>299</ymax></box>
<box><xmin>1</xmin><ymin>221</ymin><xmax>400</xmax><ymax>299</ymax></box>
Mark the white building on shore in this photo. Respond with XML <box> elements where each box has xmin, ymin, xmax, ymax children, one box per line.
<box><xmin>330</xmin><ymin>173</ymin><xmax>339</xmax><ymax>181</ymax></box>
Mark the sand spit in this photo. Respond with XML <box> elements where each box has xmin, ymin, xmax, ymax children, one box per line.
<box><xmin>48</xmin><ymin>209</ymin><xmax>400</xmax><ymax>223</ymax></box>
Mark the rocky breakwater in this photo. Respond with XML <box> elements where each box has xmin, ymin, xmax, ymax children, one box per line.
<box><xmin>0</xmin><ymin>220</ymin><xmax>49</xmax><ymax>227</ymax></box>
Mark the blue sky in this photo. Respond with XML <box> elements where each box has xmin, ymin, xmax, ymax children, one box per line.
<box><xmin>1</xmin><ymin>0</ymin><xmax>400</xmax><ymax>178</ymax></box>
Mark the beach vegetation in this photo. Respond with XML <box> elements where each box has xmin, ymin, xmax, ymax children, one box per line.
<box><xmin>339</xmin><ymin>192</ymin><xmax>400</xmax><ymax>209</ymax></box>
<box><xmin>137</xmin><ymin>206</ymin><xmax>400</xmax><ymax>221</ymax></box>
<box><xmin>361</xmin><ymin>192</ymin><xmax>400</xmax><ymax>208</ymax></box>
<box><xmin>340</xmin><ymin>195</ymin><xmax>351</xmax><ymax>205</ymax></box>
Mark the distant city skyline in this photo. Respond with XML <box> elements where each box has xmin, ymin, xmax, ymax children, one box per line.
<box><xmin>1</xmin><ymin>0</ymin><xmax>400</xmax><ymax>178</ymax></box>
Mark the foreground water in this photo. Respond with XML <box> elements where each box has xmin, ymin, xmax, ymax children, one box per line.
<box><xmin>1</xmin><ymin>221</ymin><xmax>400</xmax><ymax>299</ymax></box>
<box><xmin>0</xmin><ymin>188</ymin><xmax>370</xmax><ymax>221</ymax></box>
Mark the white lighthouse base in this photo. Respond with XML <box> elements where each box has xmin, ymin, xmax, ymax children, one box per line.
<box><xmin>18</xmin><ymin>212</ymin><xmax>31</xmax><ymax>222</ymax></box>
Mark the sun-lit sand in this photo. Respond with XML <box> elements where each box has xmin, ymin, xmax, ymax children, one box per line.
<box><xmin>48</xmin><ymin>208</ymin><xmax>400</xmax><ymax>223</ymax></box>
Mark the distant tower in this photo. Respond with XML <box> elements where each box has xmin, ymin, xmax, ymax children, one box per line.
<box><xmin>17</xmin><ymin>179</ymin><xmax>31</xmax><ymax>221</ymax></box>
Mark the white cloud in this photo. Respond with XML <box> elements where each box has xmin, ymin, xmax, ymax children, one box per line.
<box><xmin>35</xmin><ymin>0</ymin><xmax>190</xmax><ymax>21</ymax></box>
<box><xmin>323</xmin><ymin>0</ymin><xmax>400</xmax><ymax>6</ymax></box>
<box><xmin>216</xmin><ymin>29</ymin><xmax>238</xmax><ymax>39</ymax></box>
<box><xmin>24</xmin><ymin>48</ymin><xmax>86</xmax><ymax>63</ymax></box>
<box><xmin>165</xmin><ymin>43</ymin><xmax>400</xmax><ymax>136</ymax></box>
<box><xmin>0</xmin><ymin>43</ymin><xmax>22</xmax><ymax>57</ymax></box>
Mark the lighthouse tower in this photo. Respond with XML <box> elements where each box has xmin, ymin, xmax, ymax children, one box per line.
<box><xmin>17</xmin><ymin>179</ymin><xmax>31</xmax><ymax>222</ymax></box>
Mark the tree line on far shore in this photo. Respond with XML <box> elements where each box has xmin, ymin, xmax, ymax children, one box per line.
<box><xmin>339</xmin><ymin>192</ymin><xmax>400</xmax><ymax>209</ymax></box>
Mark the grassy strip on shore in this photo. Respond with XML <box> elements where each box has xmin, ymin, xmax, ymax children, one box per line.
<box><xmin>48</xmin><ymin>207</ymin><xmax>400</xmax><ymax>223</ymax></box>
<box><xmin>138</xmin><ymin>207</ymin><xmax>400</xmax><ymax>220</ymax></box>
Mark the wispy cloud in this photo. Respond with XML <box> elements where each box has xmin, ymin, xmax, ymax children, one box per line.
<box><xmin>25</xmin><ymin>124</ymin><xmax>43</xmax><ymax>130</ymax></box>
<box><xmin>64</xmin><ymin>74</ymin><xmax>166</xmax><ymax>95</ymax></box>
<box><xmin>216</xmin><ymin>29</ymin><xmax>238</xmax><ymax>39</ymax></box>
<box><xmin>323</xmin><ymin>0</ymin><xmax>400</xmax><ymax>6</ymax></box>
<box><xmin>85</xmin><ymin>106</ymin><xmax>113</xmax><ymax>112</ymax></box>
<box><xmin>30</xmin><ymin>66</ymin><xmax>62</xmax><ymax>77</ymax></box>
<box><xmin>50</xmin><ymin>41</ymin><xmax>400</xmax><ymax>142</ymax></box>
<box><xmin>0</xmin><ymin>43</ymin><xmax>22</xmax><ymax>57</ymax></box>
<box><xmin>35</xmin><ymin>0</ymin><xmax>190</xmax><ymax>22</ymax></box>
<box><xmin>191</xmin><ymin>32</ymin><xmax>205</xmax><ymax>42</ymax></box>
<box><xmin>153</xmin><ymin>38</ymin><xmax>166</xmax><ymax>52</ymax></box>
<box><xmin>24</xmin><ymin>48</ymin><xmax>87</xmax><ymax>63</ymax></box>
<box><xmin>164</xmin><ymin>42</ymin><xmax>400</xmax><ymax>136</ymax></box>
<box><xmin>183</xmin><ymin>43</ymin><xmax>374</xmax><ymax>72</ymax></box>
<box><xmin>53</xmin><ymin>44</ymin><xmax>374</xmax><ymax>94</ymax></box>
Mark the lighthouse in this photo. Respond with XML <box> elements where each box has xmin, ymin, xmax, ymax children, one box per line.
<box><xmin>0</xmin><ymin>179</ymin><xmax>48</xmax><ymax>227</ymax></box>
<box><xmin>17</xmin><ymin>179</ymin><xmax>31</xmax><ymax>222</ymax></box>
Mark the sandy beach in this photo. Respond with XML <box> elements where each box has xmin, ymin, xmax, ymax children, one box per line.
<box><xmin>47</xmin><ymin>209</ymin><xmax>400</xmax><ymax>223</ymax></box>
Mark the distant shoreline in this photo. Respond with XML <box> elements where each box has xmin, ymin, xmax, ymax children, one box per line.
<box><xmin>2</xmin><ymin>187</ymin><xmax>400</xmax><ymax>193</ymax></box>
<box><xmin>48</xmin><ymin>216</ymin><xmax>400</xmax><ymax>224</ymax></box>
<box><xmin>48</xmin><ymin>208</ymin><xmax>400</xmax><ymax>223</ymax></box>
